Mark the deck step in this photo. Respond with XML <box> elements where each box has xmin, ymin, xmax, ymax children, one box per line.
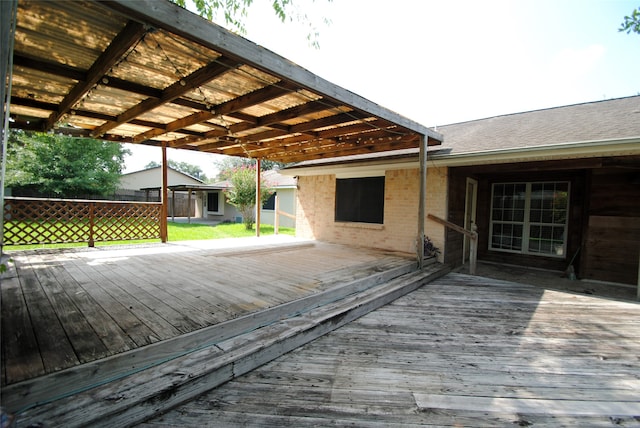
<box><xmin>13</xmin><ymin>263</ymin><xmax>450</xmax><ymax>427</ymax></box>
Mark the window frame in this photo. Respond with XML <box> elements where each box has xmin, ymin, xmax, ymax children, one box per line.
<box><xmin>334</xmin><ymin>175</ymin><xmax>385</xmax><ymax>225</ymax></box>
<box><xmin>489</xmin><ymin>181</ymin><xmax>570</xmax><ymax>258</ymax></box>
<box><xmin>206</xmin><ymin>191</ymin><xmax>224</xmax><ymax>215</ymax></box>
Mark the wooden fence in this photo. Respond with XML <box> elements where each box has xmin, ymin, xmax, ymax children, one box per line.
<box><xmin>3</xmin><ymin>197</ymin><xmax>162</xmax><ymax>246</ymax></box>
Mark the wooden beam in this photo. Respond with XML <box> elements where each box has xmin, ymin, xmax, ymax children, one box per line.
<box><xmin>229</xmin><ymin>100</ymin><xmax>334</xmax><ymax>134</ymax></box>
<box><xmin>130</xmin><ymin>80</ymin><xmax>300</xmax><ymax>143</ymax></box>
<box><xmin>91</xmin><ymin>56</ymin><xmax>241</xmax><ymax>137</ymax></box>
<box><xmin>288</xmin><ymin>111</ymin><xmax>371</xmax><ymax>134</ymax></box>
<box><xmin>256</xmin><ymin>158</ymin><xmax>261</xmax><ymax>238</ymax></box>
<box><xmin>45</xmin><ymin>21</ymin><xmax>147</xmax><ymax>130</ymax></box>
<box><xmin>418</xmin><ymin>135</ymin><xmax>426</xmax><ymax>268</ymax></box>
<box><xmin>13</xmin><ymin>53</ymin><xmax>86</xmax><ymax>81</ymax></box>
<box><xmin>160</xmin><ymin>144</ymin><xmax>168</xmax><ymax>243</ymax></box>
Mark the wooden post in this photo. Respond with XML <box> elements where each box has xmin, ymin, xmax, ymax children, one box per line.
<box><xmin>171</xmin><ymin>188</ymin><xmax>175</xmax><ymax>223</ymax></box>
<box><xmin>427</xmin><ymin>214</ymin><xmax>479</xmax><ymax>276</ymax></box>
<box><xmin>187</xmin><ymin>189</ymin><xmax>192</xmax><ymax>224</ymax></box>
<box><xmin>417</xmin><ymin>135</ymin><xmax>427</xmax><ymax>269</ymax></box>
<box><xmin>160</xmin><ymin>144</ymin><xmax>168</xmax><ymax>243</ymax></box>
<box><xmin>274</xmin><ymin>193</ymin><xmax>279</xmax><ymax>235</ymax></box>
<box><xmin>255</xmin><ymin>157</ymin><xmax>261</xmax><ymax>237</ymax></box>
<box><xmin>88</xmin><ymin>202</ymin><xmax>95</xmax><ymax>247</ymax></box>
<box><xmin>0</xmin><ymin>0</ymin><xmax>17</xmax><ymax>256</ymax></box>
<box><xmin>469</xmin><ymin>224</ymin><xmax>478</xmax><ymax>275</ymax></box>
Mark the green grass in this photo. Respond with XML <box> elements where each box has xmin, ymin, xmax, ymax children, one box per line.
<box><xmin>3</xmin><ymin>222</ymin><xmax>295</xmax><ymax>251</ymax></box>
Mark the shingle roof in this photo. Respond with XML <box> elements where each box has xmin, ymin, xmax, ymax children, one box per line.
<box><xmin>435</xmin><ymin>95</ymin><xmax>640</xmax><ymax>156</ymax></box>
<box><xmin>287</xmin><ymin>95</ymin><xmax>640</xmax><ymax>169</ymax></box>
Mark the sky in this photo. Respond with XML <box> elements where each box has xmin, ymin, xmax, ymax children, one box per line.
<box><xmin>123</xmin><ymin>0</ymin><xmax>640</xmax><ymax>178</ymax></box>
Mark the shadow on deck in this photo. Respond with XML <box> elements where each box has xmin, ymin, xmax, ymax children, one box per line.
<box><xmin>2</xmin><ymin>237</ymin><xmax>449</xmax><ymax>426</ymax></box>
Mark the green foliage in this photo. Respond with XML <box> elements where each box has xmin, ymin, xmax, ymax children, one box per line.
<box><xmin>2</xmin><ymin>222</ymin><xmax>295</xmax><ymax>250</ymax></box>
<box><xmin>215</xmin><ymin>156</ymin><xmax>286</xmax><ymax>180</ymax></box>
<box><xmin>168</xmin><ymin>221</ymin><xmax>294</xmax><ymax>240</ymax></box>
<box><xmin>144</xmin><ymin>160</ymin><xmax>208</xmax><ymax>182</ymax></box>
<box><xmin>5</xmin><ymin>131</ymin><xmax>129</xmax><ymax>198</ymax></box>
<box><xmin>620</xmin><ymin>8</ymin><xmax>640</xmax><ymax>34</ymax></box>
<box><xmin>224</xmin><ymin>164</ymin><xmax>273</xmax><ymax>230</ymax></box>
<box><xmin>170</xmin><ymin>0</ymin><xmax>331</xmax><ymax>48</ymax></box>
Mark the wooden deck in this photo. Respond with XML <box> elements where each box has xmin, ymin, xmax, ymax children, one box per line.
<box><xmin>141</xmin><ymin>273</ymin><xmax>640</xmax><ymax>427</ymax></box>
<box><xmin>1</xmin><ymin>237</ymin><xmax>416</xmax><ymax>389</ymax></box>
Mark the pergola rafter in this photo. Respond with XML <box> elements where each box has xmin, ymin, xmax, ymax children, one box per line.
<box><xmin>6</xmin><ymin>0</ymin><xmax>441</xmax><ymax>162</ymax></box>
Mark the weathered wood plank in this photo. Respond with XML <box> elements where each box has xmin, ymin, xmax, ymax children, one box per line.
<box><xmin>414</xmin><ymin>393</ymin><xmax>640</xmax><ymax>416</ymax></box>
<box><xmin>36</xmin><ymin>258</ymin><xmax>137</xmax><ymax>354</ymax></box>
<box><xmin>144</xmin><ymin>272</ymin><xmax>640</xmax><ymax>427</ymax></box>
<box><xmin>11</xmin><ymin>258</ymin><xmax>78</xmax><ymax>379</ymax></box>
<box><xmin>0</xmin><ymin>272</ymin><xmax>46</xmax><ymax>384</ymax></box>
<box><xmin>61</xmin><ymin>253</ymin><xmax>158</xmax><ymax>347</ymax></box>
<box><xmin>12</xmin><ymin>267</ymin><xmax>445</xmax><ymax>426</ymax></box>
<box><xmin>65</xmin><ymin>254</ymin><xmax>183</xmax><ymax>342</ymax></box>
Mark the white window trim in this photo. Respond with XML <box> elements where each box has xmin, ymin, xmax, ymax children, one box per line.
<box><xmin>489</xmin><ymin>181</ymin><xmax>570</xmax><ymax>258</ymax></box>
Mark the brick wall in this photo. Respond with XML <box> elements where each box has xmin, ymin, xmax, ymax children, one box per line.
<box><xmin>295</xmin><ymin>166</ymin><xmax>449</xmax><ymax>261</ymax></box>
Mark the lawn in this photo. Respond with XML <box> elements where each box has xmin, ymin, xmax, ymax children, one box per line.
<box><xmin>3</xmin><ymin>222</ymin><xmax>295</xmax><ymax>251</ymax></box>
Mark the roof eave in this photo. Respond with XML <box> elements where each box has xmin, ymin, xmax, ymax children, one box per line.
<box><xmin>282</xmin><ymin>137</ymin><xmax>640</xmax><ymax>176</ymax></box>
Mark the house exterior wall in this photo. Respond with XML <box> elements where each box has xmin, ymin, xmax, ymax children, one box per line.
<box><xmin>202</xmin><ymin>190</ymin><xmax>241</xmax><ymax>223</ymax></box>
<box><xmin>295</xmin><ymin>166</ymin><xmax>448</xmax><ymax>260</ymax></box>
<box><xmin>260</xmin><ymin>188</ymin><xmax>296</xmax><ymax>228</ymax></box>
<box><xmin>446</xmin><ymin>156</ymin><xmax>640</xmax><ymax>286</ymax></box>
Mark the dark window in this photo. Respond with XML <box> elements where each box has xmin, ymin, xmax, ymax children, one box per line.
<box><xmin>207</xmin><ymin>192</ymin><xmax>220</xmax><ymax>213</ymax></box>
<box><xmin>263</xmin><ymin>192</ymin><xmax>276</xmax><ymax>210</ymax></box>
<box><xmin>335</xmin><ymin>176</ymin><xmax>384</xmax><ymax>224</ymax></box>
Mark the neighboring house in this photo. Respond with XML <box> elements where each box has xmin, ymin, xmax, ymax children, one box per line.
<box><xmin>119</xmin><ymin>166</ymin><xmax>204</xmax><ymax>190</ymax></box>
<box><xmin>283</xmin><ymin>96</ymin><xmax>640</xmax><ymax>287</ymax></box>
<box><xmin>260</xmin><ymin>170</ymin><xmax>297</xmax><ymax>229</ymax></box>
<box><xmin>119</xmin><ymin>167</ymin><xmax>296</xmax><ymax>227</ymax></box>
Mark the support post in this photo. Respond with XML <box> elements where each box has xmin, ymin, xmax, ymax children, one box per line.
<box><xmin>274</xmin><ymin>193</ymin><xmax>279</xmax><ymax>235</ymax></box>
<box><xmin>255</xmin><ymin>157</ymin><xmax>261</xmax><ymax>237</ymax></box>
<box><xmin>171</xmin><ymin>188</ymin><xmax>175</xmax><ymax>222</ymax></box>
<box><xmin>187</xmin><ymin>189</ymin><xmax>192</xmax><ymax>224</ymax></box>
<box><xmin>0</xmin><ymin>0</ymin><xmax>18</xmax><ymax>257</ymax></box>
<box><xmin>88</xmin><ymin>202</ymin><xmax>95</xmax><ymax>248</ymax></box>
<box><xmin>160</xmin><ymin>144</ymin><xmax>168</xmax><ymax>243</ymax></box>
<box><xmin>469</xmin><ymin>224</ymin><xmax>478</xmax><ymax>275</ymax></box>
<box><xmin>417</xmin><ymin>135</ymin><xmax>427</xmax><ymax>269</ymax></box>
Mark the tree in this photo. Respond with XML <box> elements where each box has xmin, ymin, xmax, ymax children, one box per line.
<box><xmin>5</xmin><ymin>131</ymin><xmax>129</xmax><ymax>198</ymax></box>
<box><xmin>144</xmin><ymin>159</ymin><xmax>209</xmax><ymax>182</ymax></box>
<box><xmin>224</xmin><ymin>163</ymin><xmax>272</xmax><ymax>230</ymax></box>
<box><xmin>620</xmin><ymin>7</ymin><xmax>640</xmax><ymax>35</ymax></box>
<box><xmin>215</xmin><ymin>156</ymin><xmax>286</xmax><ymax>181</ymax></box>
<box><xmin>171</xmin><ymin>0</ymin><xmax>331</xmax><ymax>48</ymax></box>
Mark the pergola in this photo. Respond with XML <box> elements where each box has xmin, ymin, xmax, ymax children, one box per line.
<box><xmin>1</xmin><ymin>0</ymin><xmax>443</xmax><ymax>264</ymax></box>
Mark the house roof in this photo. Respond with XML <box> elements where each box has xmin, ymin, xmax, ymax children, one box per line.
<box><xmin>284</xmin><ymin>95</ymin><xmax>640</xmax><ymax>172</ymax></box>
<box><xmin>7</xmin><ymin>0</ymin><xmax>442</xmax><ymax>164</ymax></box>
<box><xmin>121</xmin><ymin>166</ymin><xmax>204</xmax><ymax>183</ymax></box>
<box><xmin>262</xmin><ymin>170</ymin><xmax>297</xmax><ymax>188</ymax></box>
<box><xmin>434</xmin><ymin>95</ymin><xmax>640</xmax><ymax>156</ymax></box>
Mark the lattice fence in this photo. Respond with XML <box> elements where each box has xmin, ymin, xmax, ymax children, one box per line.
<box><xmin>3</xmin><ymin>197</ymin><xmax>162</xmax><ymax>246</ymax></box>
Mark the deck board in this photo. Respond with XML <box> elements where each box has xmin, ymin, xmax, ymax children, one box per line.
<box><xmin>1</xmin><ymin>239</ymin><xmax>414</xmax><ymax>386</ymax></box>
<box><xmin>142</xmin><ymin>273</ymin><xmax>640</xmax><ymax>427</ymax></box>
